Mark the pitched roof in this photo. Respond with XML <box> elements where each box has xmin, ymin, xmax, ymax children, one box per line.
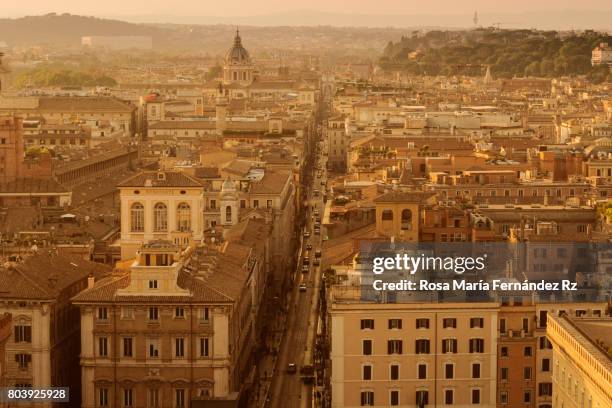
<box><xmin>71</xmin><ymin>267</ymin><xmax>237</xmax><ymax>304</ymax></box>
<box><xmin>373</xmin><ymin>191</ymin><xmax>437</xmax><ymax>204</ymax></box>
<box><xmin>194</xmin><ymin>166</ymin><xmax>220</xmax><ymax>179</ymax></box>
<box><xmin>249</xmin><ymin>171</ymin><xmax>290</xmax><ymax>194</ymax></box>
<box><xmin>149</xmin><ymin>120</ymin><xmax>216</xmax><ymax>130</ymax></box>
<box><xmin>37</xmin><ymin>96</ymin><xmax>135</xmax><ymax>113</ymax></box>
<box><xmin>0</xmin><ymin>254</ymin><xmax>112</xmax><ymax>301</ymax></box>
<box><xmin>222</xmin><ymin>160</ymin><xmax>253</xmax><ymax>177</ymax></box>
<box><xmin>0</xmin><ymin>178</ymin><xmax>69</xmax><ymax>194</ymax></box>
<box><xmin>0</xmin><ymin>206</ymin><xmax>42</xmax><ymax>234</ymax></box>
<box><xmin>73</xmin><ymin>246</ymin><xmax>253</xmax><ymax>304</ymax></box>
<box><xmin>117</xmin><ymin>171</ymin><xmax>203</xmax><ymax>188</ymax></box>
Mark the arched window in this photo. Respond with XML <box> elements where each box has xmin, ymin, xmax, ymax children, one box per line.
<box><xmin>177</xmin><ymin>203</ymin><xmax>191</xmax><ymax>232</ymax></box>
<box><xmin>154</xmin><ymin>203</ymin><xmax>167</xmax><ymax>232</ymax></box>
<box><xmin>401</xmin><ymin>209</ymin><xmax>412</xmax><ymax>230</ymax></box>
<box><xmin>381</xmin><ymin>210</ymin><xmax>393</xmax><ymax>221</ymax></box>
<box><xmin>225</xmin><ymin>206</ymin><xmax>232</xmax><ymax>223</ymax></box>
<box><xmin>130</xmin><ymin>203</ymin><xmax>144</xmax><ymax>232</ymax></box>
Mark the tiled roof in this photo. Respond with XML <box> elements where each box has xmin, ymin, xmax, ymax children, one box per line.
<box><xmin>149</xmin><ymin>120</ymin><xmax>216</xmax><ymax>130</ymax></box>
<box><xmin>117</xmin><ymin>171</ymin><xmax>203</xmax><ymax>188</ymax></box>
<box><xmin>0</xmin><ymin>254</ymin><xmax>112</xmax><ymax>301</ymax></box>
<box><xmin>222</xmin><ymin>160</ymin><xmax>253</xmax><ymax>177</ymax></box>
<box><xmin>73</xmin><ymin>245</ymin><xmax>255</xmax><ymax>304</ymax></box>
<box><xmin>0</xmin><ymin>178</ymin><xmax>69</xmax><ymax>194</ymax></box>
<box><xmin>321</xmin><ymin>224</ymin><xmax>376</xmax><ymax>270</ymax></box>
<box><xmin>373</xmin><ymin>191</ymin><xmax>436</xmax><ymax>204</ymax></box>
<box><xmin>225</xmin><ymin>121</ymin><xmax>268</xmax><ymax>132</ymax></box>
<box><xmin>37</xmin><ymin>96</ymin><xmax>135</xmax><ymax>112</ymax></box>
<box><xmin>225</xmin><ymin>218</ymin><xmax>271</xmax><ymax>257</ymax></box>
<box><xmin>54</xmin><ymin>148</ymin><xmax>133</xmax><ymax>175</ymax></box>
<box><xmin>0</xmin><ymin>206</ymin><xmax>42</xmax><ymax>234</ymax></box>
<box><xmin>249</xmin><ymin>171</ymin><xmax>290</xmax><ymax>195</ymax></box>
<box><xmin>71</xmin><ymin>267</ymin><xmax>236</xmax><ymax>304</ymax></box>
<box><xmin>194</xmin><ymin>167</ymin><xmax>220</xmax><ymax>179</ymax></box>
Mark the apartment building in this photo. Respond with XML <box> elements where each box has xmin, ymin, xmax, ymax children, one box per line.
<box><xmin>591</xmin><ymin>42</ymin><xmax>612</xmax><ymax>66</ymax></box>
<box><xmin>328</xmin><ymin>281</ymin><xmax>609</xmax><ymax>408</ymax></box>
<box><xmin>73</xmin><ymin>240</ymin><xmax>259</xmax><ymax>407</ymax></box>
<box><xmin>496</xmin><ymin>297</ymin><xmax>608</xmax><ymax>408</ymax></box>
<box><xmin>22</xmin><ymin>120</ymin><xmax>92</xmax><ymax>149</ymax></box>
<box><xmin>330</xmin><ymin>296</ymin><xmax>499</xmax><ymax>407</ymax></box>
<box><xmin>0</xmin><ymin>96</ymin><xmax>137</xmax><ymax>138</ymax></box>
<box><xmin>547</xmin><ymin>314</ymin><xmax>611</xmax><ymax>408</ymax></box>
<box><xmin>476</xmin><ymin>204</ymin><xmax>596</xmax><ymax>240</ymax></box>
<box><xmin>0</xmin><ymin>254</ymin><xmax>111</xmax><ymax>408</ymax></box>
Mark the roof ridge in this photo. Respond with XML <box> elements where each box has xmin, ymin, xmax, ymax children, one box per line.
<box><xmin>71</xmin><ymin>273</ymin><xmax>129</xmax><ymax>301</ymax></box>
<box><xmin>12</xmin><ymin>265</ymin><xmax>52</xmax><ymax>297</ymax></box>
<box><xmin>182</xmin><ymin>272</ymin><xmax>234</xmax><ymax>302</ymax></box>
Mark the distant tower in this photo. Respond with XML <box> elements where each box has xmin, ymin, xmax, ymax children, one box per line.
<box><xmin>473</xmin><ymin>11</ymin><xmax>479</xmax><ymax>27</ymax></box>
<box><xmin>484</xmin><ymin>65</ymin><xmax>493</xmax><ymax>84</ymax></box>
<box><xmin>0</xmin><ymin>117</ymin><xmax>24</xmax><ymax>183</ymax></box>
<box><xmin>215</xmin><ymin>83</ymin><xmax>228</xmax><ymax>136</ymax></box>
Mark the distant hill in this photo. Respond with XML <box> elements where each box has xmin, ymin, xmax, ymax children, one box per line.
<box><xmin>0</xmin><ymin>14</ymin><xmax>407</xmax><ymax>56</ymax></box>
<box><xmin>0</xmin><ymin>13</ymin><xmax>170</xmax><ymax>47</ymax></box>
<box><xmin>380</xmin><ymin>29</ymin><xmax>612</xmax><ymax>83</ymax></box>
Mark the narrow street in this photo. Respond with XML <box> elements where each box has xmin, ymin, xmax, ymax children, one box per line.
<box><xmin>263</xmin><ymin>114</ymin><xmax>328</xmax><ymax>408</ymax></box>
<box><xmin>267</xmin><ymin>164</ymin><xmax>326</xmax><ymax>407</ymax></box>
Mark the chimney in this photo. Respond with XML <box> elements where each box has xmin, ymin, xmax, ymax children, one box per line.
<box><xmin>87</xmin><ymin>273</ymin><xmax>95</xmax><ymax>289</ymax></box>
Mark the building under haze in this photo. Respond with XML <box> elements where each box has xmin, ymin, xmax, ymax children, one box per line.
<box><xmin>81</xmin><ymin>36</ymin><xmax>153</xmax><ymax>50</ymax></box>
<box><xmin>201</xmin><ymin>30</ymin><xmax>317</xmax><ymax>103</ymax></box>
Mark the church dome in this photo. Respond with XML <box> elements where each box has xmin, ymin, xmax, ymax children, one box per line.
<box><xmin>225</xmin><ymin>30</ymin><xmax>251</xmax><ymax>65</ymax></box>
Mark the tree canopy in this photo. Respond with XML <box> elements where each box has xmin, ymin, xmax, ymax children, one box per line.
<box><xmin>380</xmin><ymin>29</ymin><xmax>612</xmax><ymax>83</ymax></box>
<box><xmin>14</xmin><ymin>64</ymin><xmax>117</xmax><ymax>88</ymax></box>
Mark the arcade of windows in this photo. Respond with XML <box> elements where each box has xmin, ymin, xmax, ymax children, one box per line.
<box><xmin>130</xmin><ymin>202</ymin><xmax>192</xmax><ymax>232</ymax></box>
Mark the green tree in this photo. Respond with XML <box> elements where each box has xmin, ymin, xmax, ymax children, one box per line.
<box><xmin>206</xmin><ymin>65</ymin><xmax>222</xmax><ymax>81</ymax></box>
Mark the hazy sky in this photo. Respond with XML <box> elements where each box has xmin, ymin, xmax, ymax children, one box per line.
<box><xmin>4</xmin><ymin>0</ymin><xmax>612</xmax><ymax>19</ymax></box>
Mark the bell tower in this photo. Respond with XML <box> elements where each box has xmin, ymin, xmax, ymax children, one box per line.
<box><xmin>219</xmin><ymin>177</ymin><xmax>239</xmax><ymax>231</ymax></box>
<box><xmin>215</xmin><ymin>83</ymin><xmax>228</xmax><ymax>136</ymax></box>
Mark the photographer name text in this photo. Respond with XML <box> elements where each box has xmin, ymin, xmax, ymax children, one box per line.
<box><xmin>372</xmin><ymin>279</ymin><xmax>578</xmax><ymax>292</ymax></box>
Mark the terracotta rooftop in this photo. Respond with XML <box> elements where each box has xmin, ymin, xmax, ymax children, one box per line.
<box><xmin>73</xmin><ymin>244</ymin><xmax>254</xmax><ymax>304</ymax></box>
<box><xmin>117</xmin><ymin>171</ymin><xmax>203</xmax><ymax>188</ymax></box>
<box><xmin>0</xmin><ymin>178</ymin><xmax>69</xmax><ymax>194</ymax></box>
<box><xmin>249</xmin><ymin>171</ymin><xmax>290</xmax><ymax>195</ymax></box>
<box><xmin>37</xmin><ymin>96</ymin><xmax>135</xmax><ymax>112</ymax></box>
<box><xmin>0</xmin><ymin>253</ymin><xmax>111</xmax><ymax>301</ymax></box>
<box><xmin>149</xmin><ymin>120</ymin><xmax>216</xmax><ymax>130</ymax></box>
<box><xmin>373</xmin><ymin>191</ymin><xmax>436</xmax><ymax>204</ymax></box>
